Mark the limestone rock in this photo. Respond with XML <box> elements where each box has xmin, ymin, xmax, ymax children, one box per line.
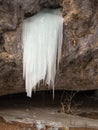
<box><xmin>0</xmin><ymin>0</ymin><xmax>98</xmax><ymax>96</ymax></box>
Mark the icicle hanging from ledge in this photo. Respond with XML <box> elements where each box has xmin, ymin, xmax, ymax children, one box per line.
<box><xmin>22</xmin><ymin>9</ymin><xmax>63</xmax><ymax>97</ymax></box>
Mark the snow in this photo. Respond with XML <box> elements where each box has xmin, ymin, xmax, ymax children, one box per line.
<box><xmin>22</xmin><ymin>9</ymin><xmax>63</xmax><ymax>97</ymax></box>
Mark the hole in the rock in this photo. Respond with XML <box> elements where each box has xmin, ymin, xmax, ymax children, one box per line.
<box><xmin>0</xmin><ymin>90</ymin><xmax>98</xmax><ymax>120</ymax></box>
<box><xmin>0</xmin><ymin>90</ymin><xmax>98</xmax><ymax>129</ymax></box>
<box><xmin>24</xmin><ymin>3</ymin><xmax>62</xmax><ymax>18</ymax></box>
<box><xmin>25</xmin><ymin>7</ymin><xmax>62</xmax><ymax>18</ymax></box>
<box><xmin>25</xmin><ymin>11</ymin><xmax>37</xmax><ymax>18</ymax></box>
<box><xmin>39</xmin><ymin>1</ymin><xmax>61</xmax><ymax>8</ymax></box>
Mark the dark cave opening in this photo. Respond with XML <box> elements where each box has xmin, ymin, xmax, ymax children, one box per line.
<box><xmin>0</xmin><ymin>90</ymin><xmax>98</xmax><ymax>129</ymax></box>
<box><xmin>0</xmin><ymin>90</ymin><xmax>98</xmax><ymax>119</ymax></box>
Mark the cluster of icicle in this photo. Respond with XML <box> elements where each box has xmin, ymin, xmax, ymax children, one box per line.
<box><xmin>22</xmin><ymin>9</ymin><xmax>63</xmax><ymax>97</ymax></box>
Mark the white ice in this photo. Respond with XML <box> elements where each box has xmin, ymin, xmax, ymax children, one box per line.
<box><xmin>22</xmin><ymin>9</ymin><xmax>63</xmax><ymax>97</ymax></box>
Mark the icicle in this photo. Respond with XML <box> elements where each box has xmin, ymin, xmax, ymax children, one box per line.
<box><xmin>22</xmin><ymin>9</ymin><xmax>63</xmax><ymax>97</ymax></box>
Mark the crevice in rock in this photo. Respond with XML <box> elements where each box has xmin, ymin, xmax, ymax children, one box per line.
<box><xmin>24</xmin><ymin>0</ymin><xmax>62</xmax><ymax>18</ymax></box>
<box><xmin>0</xmin><ymin>34</ymin><xmax>4</xmax><ymax>45</ymax></box>
<box><xmin>0</xmin><ymin>0</ymin><xmax>3</xmax><ymax>5</ymax></box>
<box><xmin>0</xmin><ymin>34</ymin><xmax>5</xmax><ymax>52</ymax></box>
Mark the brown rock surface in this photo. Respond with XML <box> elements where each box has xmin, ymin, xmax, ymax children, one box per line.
<box><xmin>0</xmin><ymin>0</ymin><xmax>98</xmax><ymax>96</ymax></box>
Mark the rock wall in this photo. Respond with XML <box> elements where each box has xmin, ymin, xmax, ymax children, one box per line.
<box><xmin>0</xmin><ymin>0</ymin><xmax>98</xmax><ymax>96</ymax></box>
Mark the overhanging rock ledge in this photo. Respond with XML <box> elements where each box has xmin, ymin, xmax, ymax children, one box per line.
<box><xmin>0</xmin><ymin>0</ymin><xmax>98</xmax><ymax>96</ymax></box>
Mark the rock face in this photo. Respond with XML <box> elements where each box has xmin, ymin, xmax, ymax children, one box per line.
<box><xmin>0</xmin><ymin>0</ymin><xmax>98</xmax><ymax>96</ymax></box>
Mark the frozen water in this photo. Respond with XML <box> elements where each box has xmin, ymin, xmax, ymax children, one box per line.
<box><xmin>22</xmin><ymin>9</ymin><xmax>63</xmax><ymax>97</ymax></box>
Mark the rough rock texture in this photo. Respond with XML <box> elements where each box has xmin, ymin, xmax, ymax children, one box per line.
<box><xmin>58</xmin><ymin>0</ymin><xmax>98</xmax><ymax>90</ymax></box>
<box><xmin>0</xmin><ymin>0</ymin><xmax>98</xmax><ymax>96</ymax></box>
